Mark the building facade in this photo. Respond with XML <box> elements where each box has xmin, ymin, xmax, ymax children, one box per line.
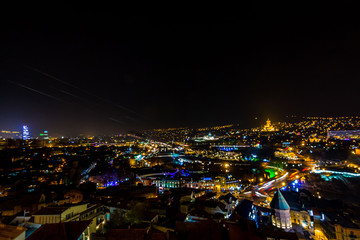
<box><xmin>270</xmin><ymin>190</ymin><xmax>292</xmax><ymax>231</ymax></box>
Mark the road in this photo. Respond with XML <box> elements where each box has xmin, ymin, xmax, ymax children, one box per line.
<box><xmin>240</xmin><ymin>169</ymin><xmax>299</xmax><ymax>205</ymax></box>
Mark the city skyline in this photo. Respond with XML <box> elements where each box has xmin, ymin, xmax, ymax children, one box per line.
<box><xmin>2</xmin><ymin>115</ymin><xmax>360</xmax><ymax>138</ymax></box>
<box><xmin>2</xmin><ymin>8</ymin><xmax>360</xmax><ymax>135</ymax></box>
<box><xmin>2</xmin><ymin>114</ymin><xmax>360</xmax><ymax>239</ymax></box>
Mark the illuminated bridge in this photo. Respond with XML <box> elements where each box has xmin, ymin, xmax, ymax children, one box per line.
<box><xmin>312</xmin><ymin>169</ymin><xmax>360</xmax><ymax>177</ymax></box>
<box><xmin>211</xmin><ymin>145</ymin><xmax>250</xmax><ymax>151</ymax></box>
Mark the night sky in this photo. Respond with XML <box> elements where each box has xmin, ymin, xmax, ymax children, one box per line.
<box><xmin>1</xmin><ymin>7</ymin><xmax>360</xmax><ymax>136</ymax></box>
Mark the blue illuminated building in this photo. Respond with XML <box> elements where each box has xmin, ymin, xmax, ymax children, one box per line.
<box><xmin>22</xmin><ymin>125</ymin><xmax>30</xmax><ymax>140</ymax></box>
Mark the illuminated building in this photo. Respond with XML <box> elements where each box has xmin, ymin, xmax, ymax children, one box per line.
<box><xmin>262</xmin><ymin>118</ymin><xmax>276</xmax><ymax>132</ymax></box>
<box><xmin>153</xmin><ymin>179</ymin><xmax>184</xmax><ymax>189</ymax></box>
<box><xmin>316</xmin><ymin>212</ymin><xmax>360</xmax><ymax>240</ymax></box>
<box><xmin>22</xmin><ymin>125</ymin><xmax>30</xmax><ymax>140</ymax></box>
<box><xmin>327</xmin><ymin>130</ymin><xmax>360</xmax><ymax>139</ymax></box>
<box><xmin>193</xmin><ymin>133</ymin><xmax>219</xmax><ymax>142</ymax></box>
<box><xmin>40</xmin><ymin>130</ymin><xmax>49</xmax><ymax>140</ymax></box>
<box><xmin>31</xmin><ymin>204</ymin><xmax>109</xmax><ymax>237</ymax></box>
<box><xmin>271</xmin><ymin>190</ymin><xmax>292</xmax><ymax>231</ymax></box>
<box><xmin>0</xmin><ymin>130</ymin><xmax>21</xmax><ymax>139</ymax></box>
<box><xmin>355</xmin><ymin>148</ymin><xmax>360</xmax><ymax>155</ymax></box>
<box><xmin>274</xmin><ymin>149</ymin><xmax>300</xmax><ymax>160</ymax></box>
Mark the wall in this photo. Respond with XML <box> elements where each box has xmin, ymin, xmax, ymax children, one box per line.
<box><xmin>290</xmin><ymin>210</ymin><xmax>311</xmax><ymax>229</ymax></box>
<box><xmin>60</xmin><ymin>204</ymin><xmax>88</xmax><ymax>222</ymax></box>
<box><xmin>335</xmin><ymin>224</ymin><xmax>360</xmax><ymax>240</ymax></box>
<box><xmin>14</xmin><ymin>230</ymin><xmax>26</xmax><ymax>240</ymax></box>
<box><xmin>33</xmin><ymin>215</ymin><xmax>60</xmax><ymax>224</ymax></box>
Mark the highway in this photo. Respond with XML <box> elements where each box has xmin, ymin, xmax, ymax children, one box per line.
<box><xmin>240</xmin><ymin>169</ymin><xmax>299</xmax><ymax>205</ymax></box>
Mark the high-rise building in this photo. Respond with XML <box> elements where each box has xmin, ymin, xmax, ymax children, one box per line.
<box><xmin>40</xmin><ymin>130</ymin><xmax>49</xmax><ymax>140</ymax></box>
<box><xmin>22</xmin><ymin>125</ymin><xmax>30</xmax><ymax>140</ymax></box>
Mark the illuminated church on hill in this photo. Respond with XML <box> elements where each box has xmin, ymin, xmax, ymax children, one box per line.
<box><xmin>262</xmin><ymin>118</ymin><xmax>276</xmax><ymax>132</ymax></box>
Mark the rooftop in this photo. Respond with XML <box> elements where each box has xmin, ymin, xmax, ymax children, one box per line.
<box><xmin>106</xmin><ymin>229</ymin><xmax>147</xmax><ymax>240</ymax></box>
<box><xmin>270</xmin><ymin>190</ymin><xmax>290</xmax><ymax>210</ymax></box>
<box><xmin>27</xmin><ymin>220</ymin><xmax>91</xmax><ymax>240</ymax></box>
<box><xmin>325</xmin><ymin>212</ymin><xmax>360</xmax><ymax>229</ymax></box>
<box><xmin>0</xmin><ymin>224</ymin><xmax>26</xmax><ymax>240</ymax></box>
<box><xmin>32</xmin><ymin>206</ymin><xmax>69</xmax><ymax>215</ymax></box>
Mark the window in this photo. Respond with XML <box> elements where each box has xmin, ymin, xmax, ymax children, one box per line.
<box><xmin>66</xmin><ymin>213</ymin><xmax>73</xmax><ymax>220</ymax></box>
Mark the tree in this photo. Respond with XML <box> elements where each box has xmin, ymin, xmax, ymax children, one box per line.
<box><xmin>109</xmin><ymin>209</ymin><xmax>126</xmax><ymax>228</ymax></box>
<box><xmin>125</xmin><ymin>202</ymin><xmax>146</xmax><ymax>225</ymax></box>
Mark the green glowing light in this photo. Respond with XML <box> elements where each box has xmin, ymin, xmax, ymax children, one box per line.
<box><xmin>265</xmin><ymin>168</ymin><xmax>276</xmax><ymax>178</ymax></box>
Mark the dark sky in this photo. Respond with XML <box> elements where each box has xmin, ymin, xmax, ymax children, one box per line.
<box><xmin>1</xmin><ymin>6</ymin><xmax>360</xmax><ymax>136</ymax></box>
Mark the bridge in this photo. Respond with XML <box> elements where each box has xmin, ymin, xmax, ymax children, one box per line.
<box><xmin>211</xmin><ymin>145</ymin><xmax>250</xmax><ymax>151</ymax></box>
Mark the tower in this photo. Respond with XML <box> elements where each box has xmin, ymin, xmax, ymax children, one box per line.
<box><xmin>263</xmin><ymin>118</ymin><xmax>275</xmax><ymax>131</ymax></box>
<box><xmin>40</xmin><ymin>130</ymin><xmax>49</xmax><ymax>140</ymax></box>
<box><xmin>270</xmin><ymin>189</ymin><xmax>292</xmax><ymax>231</ymax></box>
<box><xmin>266</xmin><ymin>118</ymin><xmax>271</xmax><ymax>127</ymax></box>
<box><xmin>22</xmin><ymin>125</ymin><xmax>30</xmax><ymax>140</ymax></box>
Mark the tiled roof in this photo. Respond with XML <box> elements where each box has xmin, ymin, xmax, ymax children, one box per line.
<box><xmin>0</xmin><ymin>224</ymin><xmax>26</xmax><ymax>240</ymax></box>
<box><xmin>228</xmin><ymin>223</ymin><xmax>262</xmax><ymax>240</ymax></box>
<box><xmin>26</xmin><ymin>220</ymin><xmax>91</xmax><ymax>240</ymax></box>
<box><xmin>0</xmin><ymin>193</ymin><xmax>46</xmax><ymax>211</ymax></box>
<box><xmin>324</xmin><ymin>212</ymin><xmax>360</xmax><ymax>229</ymax></box>
<box><xmin>234</xmin><ymin>199</ymin><xmax>253</xmax><ymax>218</ymax></box>
<box><xmin>175</xmin><ymin>221</ymin><xmax>223</xmax><ymax>240</ymax></box>
<box><xmin>143</xmin><ymin>211</ymin><xmax>158</xmax><ymax>221</ymax></box>
<box><xmin>106</xmin><ymin>229</ymin><xmax>147</xmax><ymax>240</ymax></box>
<box><xmin>32</xmin><ymin>206</ymin><xmax>69</xmax><ymax>215</ymax></box>
<box><xmin>219</xmin><ymin>193</ymin><xmax>236</xmax><ymax>203</ymax></box>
